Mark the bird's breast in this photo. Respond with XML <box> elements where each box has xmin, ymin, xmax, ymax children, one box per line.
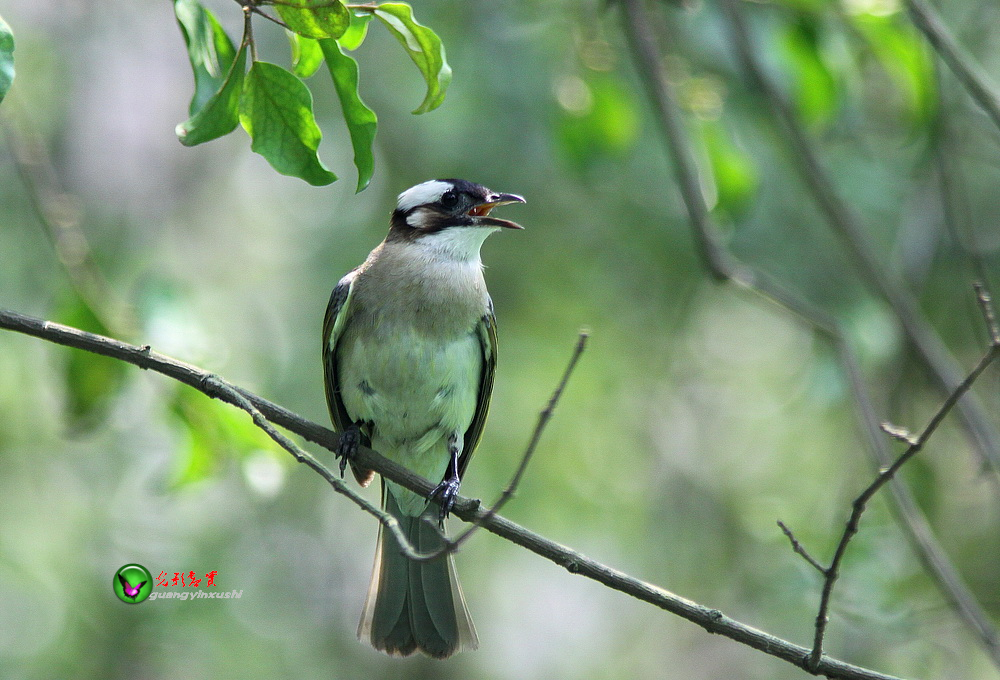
<box><xmin>337</xmin><ymin>322</ymin><xmax>483</xmax><ymax>445</ymax></box>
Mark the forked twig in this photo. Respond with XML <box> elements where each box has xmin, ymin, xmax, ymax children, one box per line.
<box><xmin>784</xmin><ymin>287</ymin><xmax>1000</xmax><ymax>669</ymax></box>
<box><xmin>0</xmin><ymin>307</ymin><xmax>908</xmax><ymax>680</ymax></box>
<box><xmin>620</xmin><ymin>0</ymin><xmax>1000</xmax><ymax>671</ymax></box>
<box><xmin>430</xmin><ymin>331</ymin><xmax>589</xmax><ymax>557</ymax></box>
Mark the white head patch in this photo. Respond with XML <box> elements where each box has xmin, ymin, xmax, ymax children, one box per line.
<box><xmin>396</xmin><ymin>180</ymin><xmax>453</xmax><ymax>212</ymax></box>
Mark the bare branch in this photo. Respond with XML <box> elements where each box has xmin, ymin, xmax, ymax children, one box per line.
<box><xmin>0</xmin><ymin>308</ymin><xmax>907</xmax><ymax>680</ymax></box>
<box><xmin>619</xmin><ymin>0</ymin><xmax>1000</xmax><ymax>672</ymax></box>
<box><xmin>839</xmin><ymin>327</ymin><xmax>1000</xmax><ymax>669</ymax></box>
<box><xmin>719</xmin><ymin>0</ymin><xmax>1000</xmax><ymax>482</ymax></box>
<box><xmin>777</xmin><ymin>520</ymin><xmax>826</xmax><ymax>575</ymax></box>
<box><xmin>248</xmin><ymin>5</ymin><xmax>292</xmax><ymax>31</ymax></box>
<box><xmin>201</xmin><ymin>374</ymin><xmax>433</xmax><ymax>560</ymax></box>
<box><xmin>809</xmin><ymin>334</ymin><xmax>1000</xmax><ymax>669</ymax></box>
<box><xmin>443</xmin><ymin>331</ymin><xmax>589</xmax><ymax>554</ymax></box>
<box><xmin>905</xmin><ymin>0</ymin><xmax>1000</xmax><ymax>134</ymax></box>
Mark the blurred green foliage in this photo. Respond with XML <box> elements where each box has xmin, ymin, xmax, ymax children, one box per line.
<box><xmin>1</xmin><ymin>1</ymin><xmax>1000</xmax><ymax>679</ymax></box>
<box><xmin>0</xmin><ymin>14</ymin><xmax>14</xmax><ymax>104</ymax></box>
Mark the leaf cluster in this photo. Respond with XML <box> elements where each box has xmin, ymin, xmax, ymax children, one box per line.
<box><xmin>174</xmin><ymin>0</ymin><xmax>450</xmax><ymax>189</ymax></box>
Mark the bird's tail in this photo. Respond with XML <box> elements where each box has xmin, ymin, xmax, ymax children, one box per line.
<box><xmin>358</xmin><ymin>487</ymin><xmax>478</xmax><ymax>658</ymax></box>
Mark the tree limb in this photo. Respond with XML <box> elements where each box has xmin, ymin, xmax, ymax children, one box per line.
<box><xmin>905</xmin><ymin>0</ymin><xmax>1000</xmax><ymax>134</ymax></box>
<box><xmin>806</xmin><ymin>328</ymin><xmax>1000</xmax><ymax>669</ymax></box>
<box><xmin>619</xmin><ymin>0</ymin><xmax>1000</xmax><ymax>672</ymax></box>
<box><xmin>718</xmin><ymin>0</ymin><xmax>1000</xmax><ymax>483</ymax></box>
<box><xmin>0</xmin><ymin>308</ymin><xmax>907</xmax><ymax>680</ymax></box>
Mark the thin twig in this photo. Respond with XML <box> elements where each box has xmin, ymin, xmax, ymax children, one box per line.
<box><xmin>241</xmin><ymin>2</ymin><xmax>257</xmax><ymax>62</ymax></box>
<box><xmin>248</xmin><ymin>6</ymin><xmax>292</xmax><ymax>32</ymax></box>
<box><xmin>777</xmin><ymin>521</ymin><xmax>826</xmax><ymax>574</ymax></box>
<box><xmin>619</xmin><ymin>0</ymin><xmax>732</xmax><ymax>281</ymax></box>
<box><xmin>442</xmin><ymin>331</ymin><xmax>589</xmax><ymax>554</ymax></box>
<box><xmin>719</xmin><ymin>0</ymin><xmax>1000</xmax><ymax>481</ymax></box>
<box><xmin>619</xmin><ymin>0</ymin><xmax>1000</xmax><ymax>672</ymax></box>
<box><xmin>809</xmin><ymin>337</ymin><xmax>1000</xmax><ymax>669</ymax></box>
<box><xmin>199</xmin><ymin>375</ymin><xmax>427</xmax><ymax>560</ymax></box>
<box><xmin>0</xmin><ymin>308</ymin><xmax>907</xmax><ymax>680</ymax></box>
<box><xmin>839</xmin><ymin>326</ymin><xmax>1000</xmax><ymax>669</ymax></box>
<box><xmin>905</xmin><ymin>0</ymin><xmax>1000</xmax><ymax>134</ymax></box>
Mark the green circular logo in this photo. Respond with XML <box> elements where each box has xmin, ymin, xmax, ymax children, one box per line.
<box><xmin>113</xmin><ymin>564</ymin><xmax>153</xmax><ymax>604</ymax></box>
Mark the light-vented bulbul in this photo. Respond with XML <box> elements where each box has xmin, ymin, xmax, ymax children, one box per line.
<box><xmin>323</xmin><ymin>179</ymin><xmax>524</xmax><ymax>658</ymax></box>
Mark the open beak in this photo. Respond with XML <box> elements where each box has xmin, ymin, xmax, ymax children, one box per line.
<box><xmin>468</xmin><ymin>192</ymin><xmax>526</xmax><ymax>229</ymax></box>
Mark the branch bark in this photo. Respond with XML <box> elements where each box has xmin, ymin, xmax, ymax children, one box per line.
<box><xmin>619</xmin><ymin>0</ymin><xmax>1000</xmax><ymax>672</ymax></box>
<box><xmin>718</xmin><ymin>0</ymin><xmax>1000</xmax><ymax>483</ymax></box>
<box><xmin>905</xmin><ymin>0</ymin><xmax>1000</xmax><ymax>134</ymax></box>
<box><xmin>0</xmin><ymin>308</ymin><xmax>906</xmax><ymax>680</ymax></box>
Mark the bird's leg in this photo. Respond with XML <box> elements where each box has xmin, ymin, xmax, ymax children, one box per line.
<box><xmin>335</xmin><ymin>421</ymin><xmax>366</xmax><ymax>477</ymax></box>
<box><xmin>430</xmin><ymin>433</ymin><xmax>462</xmax><ymax>519</ymax></box>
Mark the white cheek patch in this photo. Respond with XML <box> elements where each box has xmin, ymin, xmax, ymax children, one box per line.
<box><xmin>396</xmin><ymin>180</ymin><xmax>452</xmax><ymax>212</ymax></box>
<box><xmin>405</xmin><ymin>207</ymin><xmax>434</xmax><ymax>229</ymax></box>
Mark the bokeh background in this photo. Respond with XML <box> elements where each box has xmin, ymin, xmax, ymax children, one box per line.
<box><xmin>2</xmin><ymin>0</ymin><xmax>999</xmax><ymax>678</ymax></box>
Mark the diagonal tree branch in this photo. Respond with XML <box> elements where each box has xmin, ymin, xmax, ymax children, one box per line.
<box><xmin>843</xmin><ymin>318</ymin><xmax>1000</xmax><ymax>669</ymax></box>
<box><xmin>0</xmin><ymin>307</ymin><xmax>907</xmax><ymax>680</ymax></box>
<box><xmin>803</xmin><ymin>307</ymin><xmax>1000</xmax><ymax>669</ymax></box>
<box><xmin>905</xmin><ymin>0</ymin><xmax>1000</xmax><ymax>134</ymax></box>
<box><xmin>620</xmin><ymin>0</ymin><xmax>1000</xmax><ymax>672</ymax></box>
<box><xmin>718</xmin><ymin>0</ymin><xmax>1000</xmax><ymax>484</ymax></box>
<box><xmin>430</xmin><ymin>331</ymin><xmax>590</xmax><ymax>558</ymax></box>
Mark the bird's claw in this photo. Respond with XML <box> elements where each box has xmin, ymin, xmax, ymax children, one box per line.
<box><xmin>336</xmin><ymin>427</ymin><xmax>362</xmax><ymax>478</ymax></box>
<box><xmin>430</xmin><ymin>476</ymin><xmax>461</xmax><ymax>520</ymax></box>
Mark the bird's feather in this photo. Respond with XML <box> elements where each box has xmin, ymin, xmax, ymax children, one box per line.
<box><xmin>322</xmin><ymin>270</ymin><xmax>374</xmax><ymax>486</ymax></box>
<box><xmin>460</xmin><ymin>309</ymin><xmax>496</xmax><ymax>480</ymax></box>
<box><xmin>358</xmin><ymin>486</ymin><xmax>478</xmax><ymax>658</ymax></box>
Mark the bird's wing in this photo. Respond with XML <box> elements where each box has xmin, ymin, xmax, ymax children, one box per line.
<box><xmin>322</xmin><ymin>270</ymin><xmax>358</xmax><ymax>435</ymax></box>
<box><xmin>459</xmin><ymin>306</ymin><xmax>497</xmax><ymax>479</ymax></box>
<box><xmin>323</xmin><ymin>269</ymin><xmax>375</xmax><ymax>486</ymax></box>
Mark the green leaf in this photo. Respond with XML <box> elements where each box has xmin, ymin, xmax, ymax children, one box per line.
<box><xmin>276</xmin><ymin>0</ymin><xmax>350</xmax><ymax>40</ymax></box>
<box><xmin>239</xmin><ymin>61</ymin><xmax>337</xmax><ymax>185</ymax></box>
<box><xmin>373</xmin><ymin>3</ymin><xmax>451</xmax><ymax>114</ymax></box>
<box><xmin>851</xmin><ymin>13</ymin><xmax>935</xmax><ymax>126</ymax></box>
<box><xmin>699</xmin><ymin>119</ymin><xmax>757</xmax><ymax>216</ymax></box>
<box><xmin>555</xmin><ymin>73</ymin><xmax>639</xmax><ymax>168</ymax></box>
<box><xmin>0</xmin><ymin>14</ymin><xmax>14</xmax><ymax>105</ymax></box>
<box><xmin>173</xmin><ymin>0</ymin><xmax>237</xmax><ymax>115</ymax></box>
<box><xmin>779</xmin><ymin>16</ymin><xmax>837</xmax><ymax>127</ymax></box>
<box><xmin>176</xmin><ymin>41</ymin><xmax>247</xmax><ymax>146</ymax></box>
<box><xmin>339</xmin><ymin>11</ymin><xmax>372</xmax><ymax>51</ymax></box>
<box><xmin>289</xmin><ymin>33</ymin><xmax>324</xmax><ymax>79</ymax></box>
<box><xmin>320</xmin><ymin>39</ymin><xmax>377</xmax><ymax>192</ymax></box>
<box><xmin>56</xmin><ymin>292</ymin><xmax>127</xmax><ymax>432</ymax></box>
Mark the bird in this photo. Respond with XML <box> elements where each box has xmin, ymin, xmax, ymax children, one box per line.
<box><xmin>322</xmin><ymin>178</ymin><xmax>524</xmax><ymax>658</ymax></box>
<box><xmin>118</xmin><ymin>573</ymin><xmax>146</xmax><ymax>601</ymax></box>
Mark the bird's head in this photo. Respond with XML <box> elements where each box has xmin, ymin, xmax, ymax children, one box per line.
<box><xmin>386</xmin><ymin>179</ymin><xmax>525</xmax><ymax>262</ymax></box>
<box><xmin>389</xmin><ymin>179</ymin><xmax>525</xmax><ymax>246</ymax></box>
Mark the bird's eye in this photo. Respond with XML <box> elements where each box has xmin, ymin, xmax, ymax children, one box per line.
<box><xmin>440</xmin><ymin>191</ymin><xmax>459</xmax><ymax>209</ymax></box>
